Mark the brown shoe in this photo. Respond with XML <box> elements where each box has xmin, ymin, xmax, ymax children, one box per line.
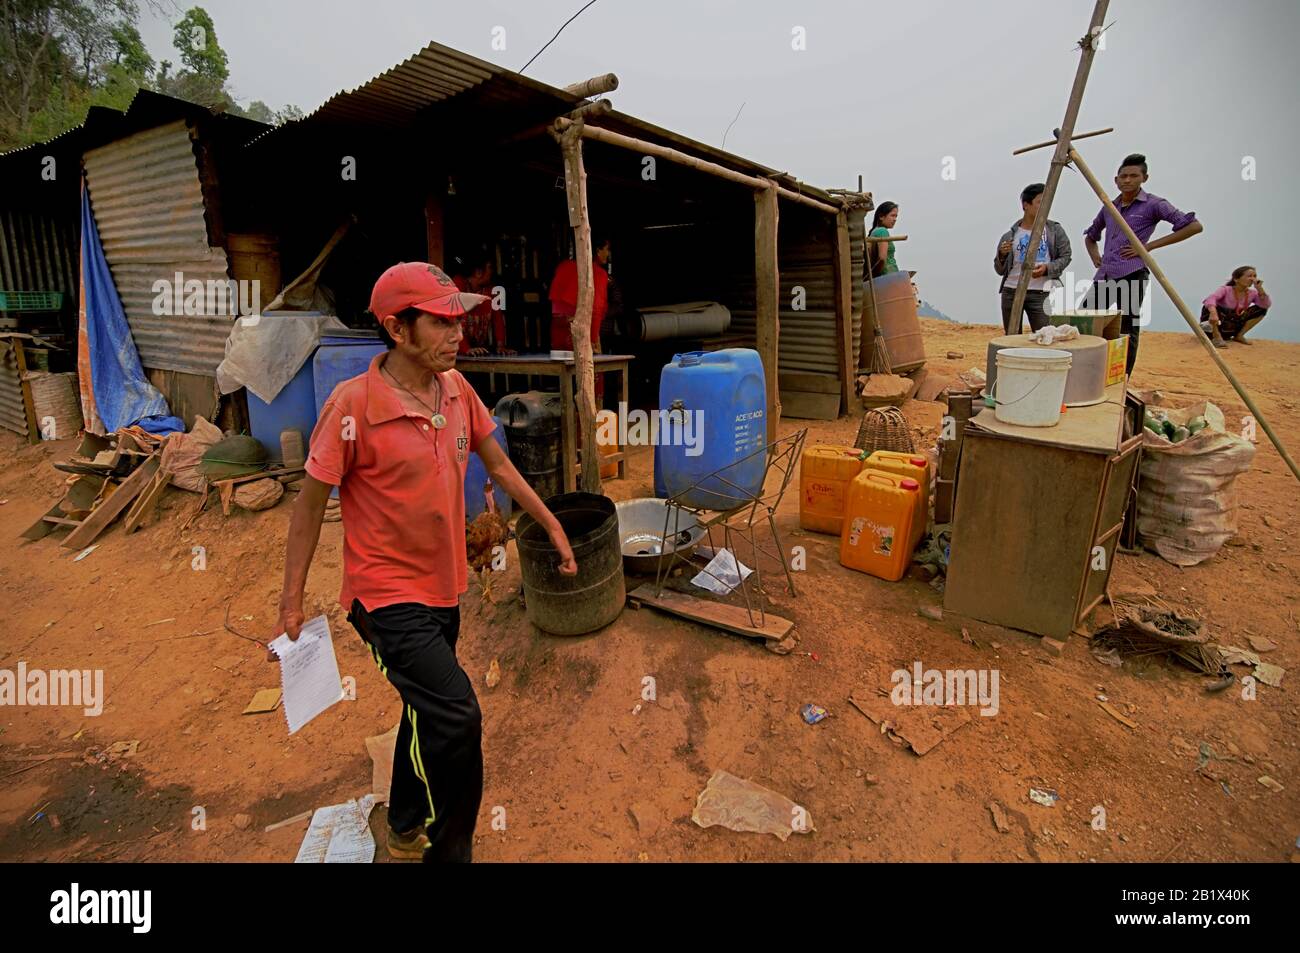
<box><xmin>387</xmin><ymin>826</ymin><xmax>429</xmax><ymax>860</ymax></box>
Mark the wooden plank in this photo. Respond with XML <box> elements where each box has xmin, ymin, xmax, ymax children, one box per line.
<box><xmin>754</xmin><ymin>186</ymin><xmax>780</xmax><ymax>443</ymax></box>
<box><xmin>627</xmin><ymin>583</ymin><xmax>794</xmax><ymax>642</ymax></box>
<box><xmin>12</xmin><ymin>339</ymin><xmax>41</xmax><ymax>445</ymax></box>
<box><xmin>832</xmin><ymin>210</ymin><xmax>854</xmax><ymax>415</ymax></box>
<box><xmin>968</xmin><ymin>381</ymin><xmax>1126</xmax><ymax>454</ymax></box>
<box><xmin>61</xmin><ymin>455</ymin><xmax>161</xmax><ymax>550</ymax></box>
<box><xmin>943</xmin><ymin>431</ymin><xmax>1107</xmax><ymax>638</ymax></box>
<box><xmin>778</xmin><ymin>371</ymin><xmax>841</xmax><ymax>394</ymax></box>
<box><xmin>779</xmin><ymin>391</ymin><xmax>841</xmax><ymax>421</ymax></box>
<box><xmin>124</xmin><ymin>469</ymin><xmax>171</xmax><ymax>533</ymax></box>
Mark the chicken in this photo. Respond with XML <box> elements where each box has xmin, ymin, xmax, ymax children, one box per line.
<box><xmin>466</xmin><ymin>480</ymin><xmax>510</xmax><ymax>606</ymax></box>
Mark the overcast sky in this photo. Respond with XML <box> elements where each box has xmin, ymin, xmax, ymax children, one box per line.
<box><xmin>140</xmin><ymin>0</ymin><xmax>1300</xmax><ymax>341</ymax></box>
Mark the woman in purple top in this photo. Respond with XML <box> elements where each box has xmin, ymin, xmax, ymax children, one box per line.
<box><xmin>1082</xmin><ymin>153</ymin><xmax>1203</xmax><ymax>375</ymax></box>
<box><xmin>1200</xmin><ymin>266</ymin><xmax>1271</xmax><ymax>348</ymax></box>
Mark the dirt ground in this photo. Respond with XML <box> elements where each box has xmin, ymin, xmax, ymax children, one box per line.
<box><xmin>1</xmin><ymin>318</ymin><xmax>1296</xmax><ymax>863</ymax></box>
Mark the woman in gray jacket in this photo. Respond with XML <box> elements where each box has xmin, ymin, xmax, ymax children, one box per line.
<box><xmin>994</xmin><ymin>183</ymin><xmax>1072</xmax><ymax>333</ymax></box>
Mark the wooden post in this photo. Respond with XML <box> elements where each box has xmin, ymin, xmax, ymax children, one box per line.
<box><xmin>424</xmin><ymin>190</ymin><xmax>444</xmax><ymax>268</ymax></box>
<box><xmin>557</xmin><ymin>123</ymin><xmax>602</xmax><ymax>493</ymax></box>
<box><xmin>1007</xmin><ymin>0</ymin><xmax>1109</xmax><ymax>333</ymax></box>
<box><xmin>831</xmin><ymin>210</ymin><xmax>854</xmax><ymax>415</ymax></box>
<box><xmin>1069</xmin><ymin>146</ymin><xmax>1300</xmax><ymax>485</ymax></box>
<box><xmin>754</xmin><ymin>185</ymin><xmax>780</xmax><ymax>443</ymax></box>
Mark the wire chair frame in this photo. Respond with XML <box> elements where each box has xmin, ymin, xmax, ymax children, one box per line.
<box><xmin>653</xmin><ymin>428</ymin><xmax>808</xmax><ymax>628</ymax></box>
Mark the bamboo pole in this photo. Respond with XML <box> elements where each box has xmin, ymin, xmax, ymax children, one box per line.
<box><xmin>564</xmin><ymin>73</ymin><xmax>619</xmax><ymax>98</ymax></box>
<box><xmin>553</xmin><ymin>118</ymin><xmax>841</xmax><ymax>215</ymax></box>
<box><xmin>557</xmin><ymin>124</ymin><xmax>602</xmax><ymax>493</ymax></box>
<box><xmin>1069</xmin><ymin>146</ymin><xmax>1300</xmax><ymax>484</ymax></box>
<box><xmin>1013</xmin><ymin>126</ymin><xmax>1112</xmax><ymax>156</ymax></box>
<box><xmin>1007</xmin><ymin>0</ymin><xmax>1110</xmax><ymax>334</ymax></box>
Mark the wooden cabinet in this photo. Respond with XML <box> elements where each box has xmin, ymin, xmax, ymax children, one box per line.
<box><xmin>943</xmin><ymin>385</ymin><xmax>1140</xmax><ymax>640</ymax></box>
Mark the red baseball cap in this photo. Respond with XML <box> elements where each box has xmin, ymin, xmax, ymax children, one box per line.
<box><xmin>369</xmin><ymin>262</ymin><xmax>487</xmax><ymax>320</ymax></box>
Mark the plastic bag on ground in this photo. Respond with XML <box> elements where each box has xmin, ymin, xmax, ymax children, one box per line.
<box><xmin>691</xmin><ymin>770</ymin><xmax>813</xmax><ymax>841</ymax></box>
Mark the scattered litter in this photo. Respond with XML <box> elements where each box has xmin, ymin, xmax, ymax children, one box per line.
<box><xmin>364</xmin><ymin>723</ymin><xmax>399</xmax><ymax>804</ymax></box>
<box><xmin>800</xmin><ymin>704</ymin><xmax>828</xmax><ymax>725</ymax></box>
<box><xmin>917</xmin><ymin>605</ymin><xmax>943</xmax><ymax>622</ymax></box>
<box><xmin>241</xmin><ymin>688</ymin><xmax>282</xmax><ymax>715</ymax></box>
<box><xmin>988</xmin><ymin>801</ymin><xmax>1011</xmax><ymax>833</ymax></box>
<box><xmin>264</xmin><ymin>809</ymin><xmax>314</xmax><ymax>833</ymax></box>
<box><xmin>691</xmin><ymin>770</ymin><xmax>813</xmax><ymax>841</ymax></box>
<box><xmin>1090</xmin><ymin>645</ymin><xmax>1123</xmax><ymax>668</ymax></box>
<box><xmin>632</xmin><ymin>703</ymin><xmax>642</xmax><ymax>715</ymax></box>
<box><xmin>945</xmin><ymin>351</ymin><xmax>964</xmax><ymax>360</ymax></box>
<box><xmin>960</xmin><ymin>627</ymin><xmax>976</xmax><ymax>646</ymax></box>
<box><xmin>104</xmin><ymin>740</ymin><xmax>139</xmax><ymax>762</ymax></box>
<box><xmin>1258</xmin><ymin>776</ymin><xmax>1284</xmax><ymax>794</ymax></box>
<box><xmin>1253</xmin><ymin>662</ymin><xmax>1285</xmax><ymax>687</ymax></box>
<box><xmin>1098</xmin><ymin>701</ymin><xmax>1138</xmax><ymax>729</ymax></box>
<box><xmin>848</xmin><ymin>688</ymin><xmax>972</xmax><ymax>756</ymax></box>
<box><xmin>294</xmin><ymin>795</ymin><xmax>377</xmax><ymax>863</ymax></box>
<box><xmin>73</xmin><ymin>545</ymin><xmax>98</xmax><ymax>562</ymax></box>
<box><xmin>1029</xmin><ymin>788</ymin><xmax>1059</xmax><ymax>807</ymax></box>
<box><xmin>1220</xmin><ymin>645</ymin><xmax>1260</xmax><ymax>666</ymax></box>
<box><xmin>143</xmin><ymin>618</ymin><xmax>176</xmax><ymax>628</ymax></box>
<box><xmin>1246</xmin><ymin>634</ymin><xmax>1278</xmax><ymax>653</ymax></box>
<box><xmin>690</xmin><ymin>548</ymin><xmax>754</xmax><ymax>595</ymax></box>
<box><xmin>485</xmin><ymin>658</ymin><xmax>501</xmax><ymax>689</ymax></box>
<box><xmin>1096</xmin><ymin>693</ymin><xmax>1108</xmax><ymax>702</ymax></box>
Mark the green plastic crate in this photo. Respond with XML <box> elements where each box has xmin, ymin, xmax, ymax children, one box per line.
<box><xmin>0</xmin><ymin>290</ymin><xmax>64</xmax><ymax>312</ymax></box>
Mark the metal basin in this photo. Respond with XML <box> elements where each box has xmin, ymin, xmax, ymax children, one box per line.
<box><xmin>614</xmin><ymin>498</ymin><xmax>707</xmax><ymax>574</ymax></box>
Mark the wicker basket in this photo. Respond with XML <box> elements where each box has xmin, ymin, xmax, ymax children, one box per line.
<box><xmin>854</xmin><ymin>406</ymin><xmax>915</xmax><ymax>455</ymax></box>
<box><xmin>25</xmin><ymin>370</ymin><xmax>82</xmax><ymax>441</ymax></box>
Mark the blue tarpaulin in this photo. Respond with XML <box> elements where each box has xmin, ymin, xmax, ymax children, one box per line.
<box><xmin>80</xmin><ymin>182</ymin><xmax>184</xmax><ymax>435</ymax></box>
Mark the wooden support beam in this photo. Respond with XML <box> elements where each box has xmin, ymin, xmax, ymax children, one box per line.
<box><xmin>1069</xmin><ymin>146</ymin><xmax>1300</xmax><ymax>484</ymax></box>
<box><xmin>564</xmin><ymin>73</ymin><xmax>619</xmax><ymax>98</ymax></box>
<box><xmin>558</xmin><ymin>124</ymin><xmax>602</xmax><ymax>493</ymax></box>
<box><xmin>553</xmin><ymin>118</ymin><xmax>841</xmax><ymax>215</ymax></box>
<box><xmin>832</xmin><ymin>211</ymin><xmax>854</xmax><ymax>415</ymax></box>
<box><xmin>1006</xmin><ymin>0</ymin><xmax>1110</xmax><ymax>333</ymax></box>
<box><xmin>754</xmin><ymin>185</ymin><xmax>781</xmax><ymax>443</ymax></box>
<box><xmin>424</xmin><ymin>190</ymin><xmax>445</xmax><ymax>268</ymax></box>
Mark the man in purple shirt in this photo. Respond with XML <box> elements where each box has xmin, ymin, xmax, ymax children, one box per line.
<box><xmin>1082</xmin><ymin>153</ymin><xmax>1203</xmax><ymax>375</ymax></box>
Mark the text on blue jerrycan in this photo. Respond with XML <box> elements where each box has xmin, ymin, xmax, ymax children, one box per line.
<box><xmin>654</xmin><ymin>348</ymin><xmax>766</xmax><ymax>510</ymax></box>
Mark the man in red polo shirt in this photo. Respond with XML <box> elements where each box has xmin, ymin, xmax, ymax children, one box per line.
<box><xmin>548</xmin><ymin>234</ymin><xmax>611</xmax><ymax>352</ymax></box>
<box><xmin>273</xmin><ymin>262</ymin><xmax>577</xmax><ymax>863</ymax></box>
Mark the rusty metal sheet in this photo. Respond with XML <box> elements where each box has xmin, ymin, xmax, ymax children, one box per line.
<box><xmin>82</xmin><ymin>120</ymin><xmax>233</xmax><ymax>376</ymax></box>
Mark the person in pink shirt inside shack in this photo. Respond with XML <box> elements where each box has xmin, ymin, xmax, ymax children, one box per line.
<box><xmin>1200</xmin><ymin>265</ymin><xmax>1272</xmax><ymax>348</ymax></box>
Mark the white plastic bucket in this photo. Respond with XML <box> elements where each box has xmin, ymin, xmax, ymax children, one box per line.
<box><xmin>992</xmin><ymin>348</ymin><xmax>1072</xmax><ymax>427</ymax></box>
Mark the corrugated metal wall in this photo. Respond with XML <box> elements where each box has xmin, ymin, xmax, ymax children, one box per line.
<box><xmin>82</xmin><ymin>120</ymin><xmax>233</xmax><ymax>376</ymax></box>
<box><xmin>0</xmin><ymin>208</ymin><xmax>79</xmax><ymax>297</ymax></box>
<box><xmin>728</xmin><ymin>204</ymin><xmax>866</xmax><ymax>376</ymax></box>
<box><xmin>0</xmin><ymin>339</ymin><xmax>31</xmax><ymax>438</ymax></box>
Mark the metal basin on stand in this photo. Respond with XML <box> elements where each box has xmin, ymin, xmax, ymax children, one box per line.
<box><xmin>614</xmin><ymin>497</ymin><xmax>707</xmax><ymax>575</ymax></box>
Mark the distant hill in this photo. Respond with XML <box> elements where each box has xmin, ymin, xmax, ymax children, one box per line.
<box><xmin>917</xmin><ymin>299</ymin><xmax>957</xmax><ymax>322</ymax></box>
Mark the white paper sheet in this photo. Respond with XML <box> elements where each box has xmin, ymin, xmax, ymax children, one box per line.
<box><xmin>691</xmin><ymin>548</ymin><xmax>754</xmax><ymax>595</ymax></box>
<box><xmin>294</xmin><ymin>794</ymin><xmax>377</xmax><ymax>864</ymax></box>
<box><xmin>268</xmin><ymin>615</ymin><xmax>344</xmax><ymax>734</ymax></box>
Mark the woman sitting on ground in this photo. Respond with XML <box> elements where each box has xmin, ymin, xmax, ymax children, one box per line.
<box><xmin>1200</xmin><ymin>266</ymin><xmax>1270</xmax><ymax>347</ymax></box>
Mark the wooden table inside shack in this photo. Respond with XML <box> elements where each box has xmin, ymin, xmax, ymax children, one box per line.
<box><xmin>455</xmin><ymin>354</ymin><xmax>633</xmax><ymax>493</ymax></box>
<box><xmin>943</xmin><ymin>381</ymin><xmax>1142</xmax><ymax>641</ymax></box>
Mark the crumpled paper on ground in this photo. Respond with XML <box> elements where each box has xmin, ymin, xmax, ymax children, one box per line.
<box><xmin>691</xmin><ymin>770</ymin><xmax>813</xmax><ymax>841</ymax></box>
<box><xmin>217</xmin><ymin>311</ymin><xmax>347</xmax><ymax>403</ymax></box>
<box><xmin>294</xmin><ymin>794</ymin><xmax>377</xmax><ymax>863</ymax></box>
<box><xmin>691</xmin><ymin>548</ymin><xmax>753</xmax><ymax>595</ymax></box>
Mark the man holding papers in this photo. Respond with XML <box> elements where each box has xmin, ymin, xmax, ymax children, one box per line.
<box><xmin>274</xmin><ymin>262</ymin><xmax>577</xmax><ymax>862</ymax></box>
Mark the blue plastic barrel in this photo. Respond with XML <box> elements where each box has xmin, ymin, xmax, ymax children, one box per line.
<box><xmin>653</xmin><ymin>348</ymin><xmax>767</xmax><ymax>510</ymax></box>
<box><xmin>465</xmin><ymin>416</ymin><xmax>512</xmax><ymax>521</ymax></box>
<box><xmin>312</xmin><ymin>329</ymin><xmax>386</xmax><ymax>415</ymax></box>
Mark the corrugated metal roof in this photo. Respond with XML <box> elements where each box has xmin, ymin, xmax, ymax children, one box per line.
<box><xmin>83</xmin><ymin>120</ymin><xmax>234</xmax><ymax>376</ymax></box>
